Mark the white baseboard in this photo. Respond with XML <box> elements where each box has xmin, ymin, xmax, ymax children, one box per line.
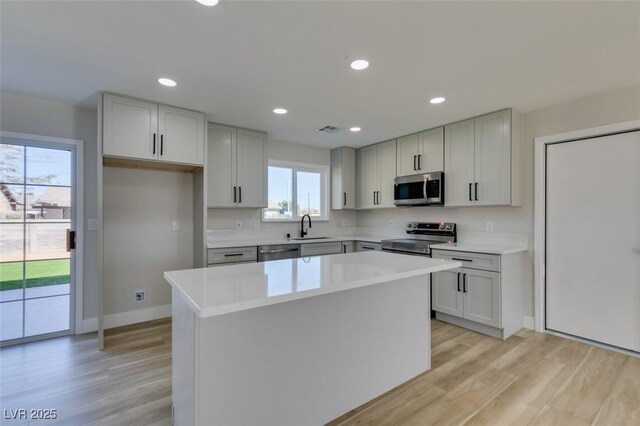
<box><xmin>523</xmin><ymin>315</ymin><xmax>535</xmax><ymax>330</ymax></box>
<box><xmin>78</xmin><ymin>304</ymin><xmax>171</xmax><ymax>334</ymax></box>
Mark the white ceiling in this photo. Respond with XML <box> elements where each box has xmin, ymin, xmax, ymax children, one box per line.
<box><xmin>2</xmin><ymin>1</ymin><xmax>639</xmax><ymax>148</ymax></box>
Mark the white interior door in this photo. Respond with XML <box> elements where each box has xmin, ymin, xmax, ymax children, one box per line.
<box><xmin>546</xmin><ymin>131</ymin><xmax>640</xmax><ymax>352</ymax></box>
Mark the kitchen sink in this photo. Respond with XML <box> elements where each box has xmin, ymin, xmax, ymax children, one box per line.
<box><xmin>291</xmin><ymin>237</ymin><xmax>332</xmax><ymax>241</ymax></box>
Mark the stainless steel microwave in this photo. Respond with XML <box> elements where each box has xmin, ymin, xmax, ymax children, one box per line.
<box><xmin>393</xmin><ymin>172</ymin><xmax>444</xmax><ymax>206</ymax></box>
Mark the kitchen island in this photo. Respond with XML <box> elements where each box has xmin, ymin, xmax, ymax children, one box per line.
<box><xmin>165</xmin><ymin>251</ymin><xmax>461</xmax><ymax>425</ymax></box>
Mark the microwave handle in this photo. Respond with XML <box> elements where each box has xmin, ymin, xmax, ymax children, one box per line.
<box><xmin>423</xmin><ymin>175</ymin><xmax>429</xmax><ymax>200</ymax></box>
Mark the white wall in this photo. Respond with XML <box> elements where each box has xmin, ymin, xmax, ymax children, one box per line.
<box><xmin>208</xmin><ymin>138</ymin><xmax>357</xmax><ymax>238</ymax></box>
<box><xmin>0</xmin><ymin>91</ymin><xmax>99</xmax><ymax>320</ymax></box>
<box><xmin>103</xmin><ymin>167</ymin><xmax>193</xmax><ymax>316</ymax></box>
<box><xmin>358</xmin><ymin>84</ymin><xmax>640</xmax><ymax>317</ymax></box>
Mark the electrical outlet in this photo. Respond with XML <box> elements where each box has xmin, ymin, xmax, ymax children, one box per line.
<box><xmin>172</xmin><ymin>221</ymin><xmax>180</xmax><ymax>231</ymax></box>
<box><xmin>134</xmin><ymin>290</ymin><xmax>146</xmax><ymax>303</ymax></box>
<box><xmin>236</xmin><ymin>220</ymin><xmax>242</xmax><ymax>229</ymax></box>
<box><xmin>388</xmin><ymin>220</ymin><xmax>393</xmax><ymax>228</ymax></box>
<box><xmin>342</xmin><ymin>219</ymin><xmax>347</xmax><ymax>226</ymax></box>
<box><xmin>88</xmin><ymin>219</ymin><xmax>97</xmax><ymax>230</ymax></box>
<box><xmin>485</xmin><ymin>221</ymin><xmax>494</xmax><ymax>232</ymax></box>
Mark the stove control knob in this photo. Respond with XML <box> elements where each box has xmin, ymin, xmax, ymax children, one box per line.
<box><xmin>445</xmin><ymin>224</ymin><xmax>452</xmax><ymax>230</ymax></box>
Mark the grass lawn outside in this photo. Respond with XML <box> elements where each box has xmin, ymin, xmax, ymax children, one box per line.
<box><xmin>0</xmin><ymin>259</ymin><xmax>70</xmax><ymax>291</ymax></box>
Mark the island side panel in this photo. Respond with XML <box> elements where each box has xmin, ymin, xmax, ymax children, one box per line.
<box><xmin>172</xmin><ymin>287</ymin><xmax>197</xmax><ymax>426</ymax></box>
<box><xmin>196</xmin><ymin>275</ymin><xmax>431</xmax><ymax>425</ymax></box>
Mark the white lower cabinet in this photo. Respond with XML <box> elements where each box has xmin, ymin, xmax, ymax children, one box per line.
<box><xmin>355</xmin><ymin>241</ymin><xmax>382</xmax><ymax>252</ymax></box>
<box><xmin>341</xmin><ymin>241</ymin><xmax>355</xmax><ymax>253</ymax></box>
<box><xmin>432</xmin><ymin>249</ymin><xmax>523</xmax><ymax>339</ymax></box>
<box><xmin>207</xmin><ymin>247</ymin><xmax>257</xmax><ymax>266</ymax></box>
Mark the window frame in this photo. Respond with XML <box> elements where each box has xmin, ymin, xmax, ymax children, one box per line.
<box><xmin>262</xmin><ymin>160</ymin><xmax>330</xmax><ymax>222</ymax></box>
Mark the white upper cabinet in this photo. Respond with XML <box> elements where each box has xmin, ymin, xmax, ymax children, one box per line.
<box><xmin>236</xmin><ymin>129</ymin><xmax>267</xmax><ymax>208</ymax></box>
<box><xmin>396</xmin><ymin>127</ymin><xmax>444</xmax><ymax>177</ymax></box>
<box><xmin>444</xmin><ymin>119</ymin><xmax>475</xmax><ymax>207</ymax></box>
<box><xmin>419</xmin><ymin>127</ymin><xmax>444</xmax><ymax>173</ymax></box>
<box><xmin>396</xmin><ymin>133</ymin><xmax>420</xmax><ymax>177</ymax></box>
<box><xmin>330</xmin><ymin>147</ymin><xmax>356</xmax><ymax>210</ymax></box>
<box><xmin>207</xmin><ymin>124</ymin><xmax>236</xmax><ymax>207</ymax></box>
<box><xmin>444</xmin><ymin>109</ymin><xmax>521</xmax><ymax>207</ymax></box>
<box><xmin>158</xmin><ymin>105</ymin><xmax>205</xmax><ymax>166</ymax></box>
<box><xmin>102</xmin><ymin>93</ymin><xmax>204</xmax><ymax>166</ymax></box>
<box><xmin>207</xmin><ymin>123</ymin><xmax>267</xmax><ymax>208</ymax></box>
<box><xmin>103</xmin><ymin>94</ymin><xmax>158</xmax><ymax>161</ymax></box>
<box><xmin>357</xmin><ymin>139</ymin><xmax>396</xmax><ymax>209</ymax></box>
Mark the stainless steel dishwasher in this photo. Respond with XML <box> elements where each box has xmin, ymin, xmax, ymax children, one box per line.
<box><xmin>258</xmin><ymin>244</ymin><xmax>301</xmax><ymax>262</ymax></box>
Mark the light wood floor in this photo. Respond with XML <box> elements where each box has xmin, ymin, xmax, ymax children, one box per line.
<box><xmin>1</xmin><ymin>319</ymin><xmax>638</xmax><ymax>425</ymax></box>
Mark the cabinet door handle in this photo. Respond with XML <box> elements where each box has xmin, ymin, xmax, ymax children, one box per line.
<box><xmin>373</xmin><ymin>191</ymin><xmax>376</xmax><ymax>205</ymax></box>
<box><xmin>468</xmin><ymin>183</ymin><xmax>472</xmax><ymax>201</ymax></box>
<box><xmin>475</xmin><ymin>183</ymin><xmax>479</xmax><ymax>201</ymax></box>
<box><xmin>160</xmin><ymin>134</ymin><xmax>164</xmax><ymax>156</ymax></box>
<box><xmin>452</xmin><ymin>257</ymin><xmax>473</xmax><ymax>262</ymax></box>
<box><xmin>457</xmin><ymin>272</ymin><xmax>461</xmax><ymax>292</ymax></box>
<box><xmin>418</xmin><ymin>154</ymin><xmax>422</xmax><ymax>170</ymax></box>
<box><xmin>463</xmin><ymin>274</ymin><xmax>468</xmax><ymax>293</ymax></box>
<box><xmin>224</xmin><ymin>253</ymin><xmax>244</xmax><ymax>257</ymax></box>
<box><xmin>152</xmin><ymin>133</ymin><xmax>156</xmax><ymax>155</ymax></box>
<box><xmin>343</xmin><ymin>192</ymin><xmax>347</xmax><ymax>206</ymax></box>
<box><xmin>238</xmin><ymin>186</ymin><xmax>242</xmax><ymax>204</ymax></box>
<box><xmin>376</xmin><ymin>191</ymin><xmax>380</xmax><ymax>205</ymax></box>
<box><xmin>413</xmin><ymin>155</ymin><xmax>417</xmax><ymax>171</ymax></box>
<box><xmin>233</xmin><ymin>186</ymin><xmax>237</xmax><ymax>203</ymax></box>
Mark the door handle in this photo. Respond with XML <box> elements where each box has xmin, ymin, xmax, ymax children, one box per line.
<box><xmin>457</xmin><ymin>272</ymin><xmax>461</xmax><ymax>292</ymax></box>
<box><xmin>152</xmin><ymin>133</ymin><xmax>156</xmax><ymax>155</ymax></box>
<box><xmin>160</xmin><ymin>134</ymin><xmax>164</xmax><ymax>156</ymax></box>
<box><xmin>376</xmin><ymin>191</ymin><xmax>380</xmax><ymax>205</ymax></box>
<box><xmin>418</xmin><ymin>154</ymin><xmax>422</xmax><ymax>170</ymax></box>
<box><xmin>343</xmin><ymin>192</ymin><xmax>347</xmax><ymax>206</ymax></box>
<box><xmin>463</xmin><ymin>274</ymin><xmax>468</xmax><ymax>293</ymax></box>
<box><xmin>66</xmin><ymin>229</ymin><xmax>76</xmax><ymax>252</ymax></box>
<box><xmin>475</xmin><ymin>183</ymin><xmax>479</xmax><ymax>201</ymax></box>
<box><xmin>468</xmin><ymin>183</ymin><xmax>472</xmax><ymax>201</ymax></box>
<box><xmin>233</xmin><ymin>186</ymin><xmax>237</xmax><ymax>203</ymax></box>
<box><xmin>238</xmin><ymin>187</ymin><xmax>242</xmax><ymax>204</ymax></box>
<box><xmin>413</xmin><ymin>155</ymin><xmax>417</xmax><ymax>171</ymax></box>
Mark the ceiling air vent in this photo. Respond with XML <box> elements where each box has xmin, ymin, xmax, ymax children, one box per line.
<box><xmin>317</xmin><ymin>125</ymin><xmax>341</xmax><ymax>134</ymax></box>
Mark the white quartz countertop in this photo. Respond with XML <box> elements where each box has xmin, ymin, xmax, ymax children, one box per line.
<box><xmin>207</xmin><ymin>234</ymin><xmax>385</xmax><ymax>249</ymax></box>
<box><xmin>165</xmin><ymin>251</ymin><xmax>461</xmax><ymax>318</ymax></box>
<box><xmin>430</xmin><ymin>242</ymin><xmax>528</xmax><ymax>255</ymax></box>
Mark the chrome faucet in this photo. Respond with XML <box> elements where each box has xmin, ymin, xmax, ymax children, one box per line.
<box><xmin>300</xmin><ymin>214</ymin><xmax>312</xmax><ymax>238</ymax></box>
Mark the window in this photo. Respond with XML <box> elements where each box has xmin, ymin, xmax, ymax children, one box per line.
<box><xmin>262</xmin><ymin>161</ymin><xmax>329</xmax><ymax>221</ymax></box>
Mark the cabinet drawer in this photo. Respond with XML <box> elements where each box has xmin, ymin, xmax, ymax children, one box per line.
<box><xmin>300</xmin><ymin>242</ymin><xmax>342</xmax><ymax>257</ymax></box>
<box><xmin>355</xmin><ymin>241</ymin><xmax>382</xmax><ymax>252</ymax></box>
<box><xmin>431</xmin><ymin>249</ymin><xmax>500</xmax><ymax>272</ymax></box>
<box><xmin>208</xmin><ymin>246</ymin><xmax>257</xmax><ymax>265</ymax></box>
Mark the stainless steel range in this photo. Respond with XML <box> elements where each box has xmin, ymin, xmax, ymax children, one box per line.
<box><xmin>381</xmin><ymin>222</ymin><xmax>456</xmax><ymax>256</ymax></box>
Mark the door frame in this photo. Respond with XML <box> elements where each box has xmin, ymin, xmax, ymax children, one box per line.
<box><xmin>0</xmin><ymin>131</ymin><xmax>84</xmax><ymax>338</ymax></box>
<box><xmin>533</xmin><ymin>119</ymin><xmax>640</xmax><ymax>333</ymax></box>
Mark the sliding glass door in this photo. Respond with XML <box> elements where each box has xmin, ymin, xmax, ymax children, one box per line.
<box><xmin>0</xmin><ymin>141</ymin><xmax>75</xmax><ymax>344</ymax></box>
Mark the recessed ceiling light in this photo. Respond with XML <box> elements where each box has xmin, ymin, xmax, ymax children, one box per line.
<box><xmin>273</xmin><ymin>108</ymin><xmax>288</xmax><ymax>114</ymax></box>
<box><xmin>158</xmin><ymin>78</ymin><xmax>177</xmax><ymax>87</ymax></box>
<box><xmin>430</xmin><ymin>97</ymin><xmax>446</xmax><ymax>104</ymax></box>
<box><xmin>196</xmin><ymin>0</ymin><xmax>219</xmax><ymax>6</ymax></box>
<box><xmin>350</xmin><ymin>59</ymin><xmax>369</xmax><ymax>71</ymax></box>
<box><xmin>350</xmin><ymin>127</ymin><xmax>362</xmax><ymax>132</ymax></box>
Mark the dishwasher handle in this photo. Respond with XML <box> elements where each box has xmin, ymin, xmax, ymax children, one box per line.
<box><xmin>259</xmin><ymin>248</ymin><xmax>300</xmax><ymax>254</ymax></box>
